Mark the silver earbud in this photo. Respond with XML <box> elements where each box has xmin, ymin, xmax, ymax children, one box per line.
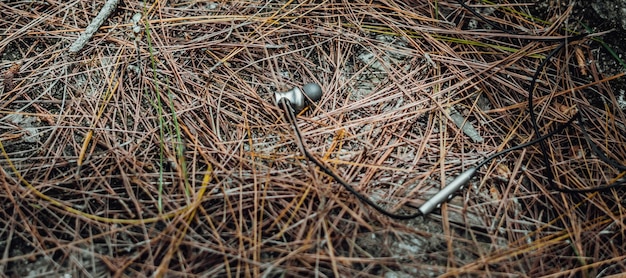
<box><xmin>274</xmin><ymin>83</ymin><xmax>322</xmax><ymax>112</ymax></box>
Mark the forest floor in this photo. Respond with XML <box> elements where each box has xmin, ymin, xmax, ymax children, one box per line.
<box><xmin>1</xmin><ymin>1</ymin><xmax>625</xmax><ymax>277</ymax></box>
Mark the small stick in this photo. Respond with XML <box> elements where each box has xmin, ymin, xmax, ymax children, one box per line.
<box><xmin>68</xmin><ymin>0</ymin><xmax>119</xmax><ymax>54</ymax></box>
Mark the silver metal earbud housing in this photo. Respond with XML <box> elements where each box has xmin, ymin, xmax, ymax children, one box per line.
<box><xmin>274</xmin><ymin>83</ymin><xmax>322</xmax><ymax>112</ymax></box>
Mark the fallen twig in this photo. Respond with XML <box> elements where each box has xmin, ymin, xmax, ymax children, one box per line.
<box><xmin>68</xmin><ymin>0</ymin><xmax>119</xmax><ymax>53</ymax></box>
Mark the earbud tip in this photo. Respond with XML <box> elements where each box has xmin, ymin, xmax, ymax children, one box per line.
<box><xmin>302</xmin><ymin>83</ymin><xmax>322</xmax><ymax>102</ymax></box>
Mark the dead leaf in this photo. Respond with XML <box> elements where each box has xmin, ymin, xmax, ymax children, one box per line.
<box><xmin>3</xmin><ymin>62</ymin><xmax>21</xmax><ymax>92</ymax></box>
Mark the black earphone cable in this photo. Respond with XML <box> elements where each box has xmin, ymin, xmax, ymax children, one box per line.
<box><xmin>278</xmin><ymin>1</ymin><xmax>625</xmax><ymax>219</ymax></box>
<box><xmin>280</xmin><ymin>99</ymin><xmax>423</xmax><ymax>219</ymax></box>
<box><xmin>280</xmin><ymin>98</ymin><xmax>594</xmax><ymax>219</ymax></box>
<box><xmin>459</xmin><ymin>0</ymin><xmax>625</xmax><ymax>193</ymax></box>
<box><xmin>476</xmin><ymin>1</ymin><xmax>626</xmax><ymax>193</ymax></box>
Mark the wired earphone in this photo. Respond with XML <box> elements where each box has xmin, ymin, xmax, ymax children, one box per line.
<box><xmin>273</xmin><ymin>1</ymin><xmax>626</xmax><ymax>219</ymax></box>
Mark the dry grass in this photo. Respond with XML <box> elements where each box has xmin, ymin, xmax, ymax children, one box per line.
<box><xmin>1</xmin><ymin>0</ymin><xmax>625</xmax><ymax>277</ymax></box>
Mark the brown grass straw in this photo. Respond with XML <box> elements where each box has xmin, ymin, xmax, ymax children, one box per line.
<box><xmin>0</xmin><ymin>0</ymin><xmax>625</xmax><ymax>276</ymax></box>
